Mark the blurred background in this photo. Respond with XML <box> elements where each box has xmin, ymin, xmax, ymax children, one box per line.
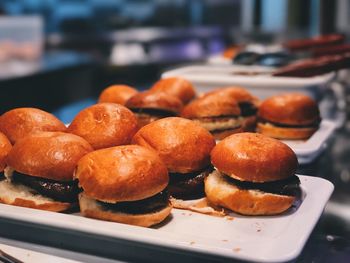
<box><xmin>0</xmin><ymin>0</ymin><xmax>349</xmax><ymax>118</ymax></box>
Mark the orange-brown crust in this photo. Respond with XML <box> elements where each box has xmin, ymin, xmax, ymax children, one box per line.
<box><xmin>257</xmin><ymin>122</ymin><xmax>318</xmax><ymax>140</ymax></box>
<box><xmin>205</xmin><ymin>87</ymin><xmax>259</xmax><ymax>105</ymax></box>
<box><xmin>134</xmin><ymin>113</ymin><xmax>162</xmax><ymax>129</ymax></box>
<box><xmin>0</xmin><ymin>132</ymin><xmax>11</xmax><ymax>172</ymax></box>
<box><xmin>212</xmin><ymin>126</ymin><xmax>243</xmax><ymax>140</ymax></box>
<box><xmin>150</xmin><ymin>77</ymin><xmax>196</xmax><ymax>104</ymax></box>
<box><xmin>75</xmin><ymin>145</ymin><xmax>169</xmax><ymax>202</ymax></box>
<box><xmin>211</xmin><ymin>133</ymin><xmax>298</xmax><ymax>182</ymax></box>
<box><xmin>6</xmin><ymin>132</ymin><xmax>93</xmax><ymax>181</ymax></box>
<box><xmin>126</xmin><ymin>91</ymin><xmax>183</xmax><ymax>114</ymax></box>
<box><xmin>0</xmin><ymin>108</ymin><xmax>66</xmax><ymax>144</ymax></box>
<box><xmin>132</xmin><ymin>117</ymin><xmax>216</xmax><ymax>173</ymax></box>
<box><xmin>258</xmin><ymin>93</ymin><xmax>320</xmax><ymax>125</ymax></box>
<box><xmin>98</xmin><ymin>85</ymin><xmax>138</xmax><ymax>105</ymax></box>
<box><xmin>0</xmin><ymin>197</ymin><xmax>72</xmax><ymax>212</ymax></box>
<box><xmin>67</xmin><ymin>103</ymin><xmax>138</xmax><ymax>150</ymax></box>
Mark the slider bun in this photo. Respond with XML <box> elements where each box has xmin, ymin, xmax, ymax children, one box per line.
<box><xmin>206</xmin><ymin>87</ymin><xmax>259</xmax><ymax>105</ymax></box>
<box><xmin>257</xmin><ymin>122</ymin><xmax>318</xmax><ymax>140</ymax></box>
<box><xmin>75</xmin><ymin>145</ymin><xmax>169</xmax><ymax>203</ymax></box>
<box><xmin>0</xmin><ymin>132</ymin><xmax>11</xmax><ymax>172</ymax></box>
<box><xmin>211</xmin><ymin>133</ymin><xmax>298</xmax><ymax>182</ymax></box>
<box><xmin>0</xmin><ymin>180</ymin><xmax>72</xmax><ymax>212</ymax></box>
<box><xmin>0</xmin><ymin>108</ymin><xmax>66</xmax><ymax>144</ymax></box>
<box><xmin>212</xmin><ymin>126</ymin><xmax>243</xmax><ymax>140</ymax></box>
<box><xmin>6</xmin><ymin>132</ymin><xmax>93</xmax><ymax>181</ymax></box>
<box><xmin>98</xmin><ymin>85</ymin><xmax>138</xmax><ymax>105</ymax></box>
<box><xmin>181</xmin><ymin>92</ymin><xmax>241</xmax><ymax>118</ymax></box>
<box><xmin>150</xmin><ymin>77</ymin><xmax>196</xmax><ymax>104</ymax></box>
<box><xmin>132</xmin><ymin>117</ymin><xmax>216</xmax><ymax>173</ymax></box>
<box><xmin>258</xmin><ymin>93</ymin><xmax>320</xmax><ymax>125</ymax></box>
<box><xmin>79</xmin><ymin>193</ymin><xmax>172</xmax><ymax>227</ymax></box>
<box><xmin>67</xmin><ymin>103</ymin><xmax>138</xmax><ymax>150</ymax></box>
<box><xmin>205</xmin><ymin>170</ymin><xmax>295</xmax><ymax>215</ymax></box>
<box><xmin>125</xmin><ymin>91</ymin><xmax>183</xmax><ymax>114</ymax></box>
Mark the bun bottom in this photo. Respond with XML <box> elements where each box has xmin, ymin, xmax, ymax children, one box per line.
<box><xmin>257</xmin><ymin>122</ymin><xmax>317</xmax><ymax>140</ymax></box>
<box><xmin>0</xmin><ymin>180</ymin><xmax>73</xmax><ymax>212</ymax></box>
<box><xmin>204</xmin><ymin>170</ymin><xmax>295</xmax><ymax>215</ymax></box>
<box><xmin>212</xmin><ymin>126</ymin><xmax>243</xmax><ymax>140</ymax></box>
<box><xmin>79</xmin><ymin>193</ymin><xmax>172</xmax><ymax>227</ymax></box>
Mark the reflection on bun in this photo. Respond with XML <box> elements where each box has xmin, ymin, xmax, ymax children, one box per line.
<box><xmin>98</xmin><ymin>85</ymin><xmax>138</xmax><ymax>105</ymax></box>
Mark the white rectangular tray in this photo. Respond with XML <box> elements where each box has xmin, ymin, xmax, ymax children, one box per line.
<box><xmin>0</xmin><ymin>175</ymin><xmax>333</xmax><ymax>262</ymax></box>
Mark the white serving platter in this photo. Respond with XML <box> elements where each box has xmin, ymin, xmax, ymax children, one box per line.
<box><xmin>0</xmin><ymin>175</ymin><xmax>333</xmax><ymax>262</ymax></box>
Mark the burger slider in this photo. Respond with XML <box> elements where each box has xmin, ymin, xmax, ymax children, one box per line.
<box><xmin>205</xmin><ymin>133</ymin><xmax>300</xmax><ymax>215</ymax></box>
<box><xmin>149</xmin><ymin>77</ymin><xmax>196</xmax><ymax>104</ymax></box>
<box><xmin>0</xmin><ymin>107</ymin><xmax>66</xmax><ymax>144</ymax></box>
<box><xmin>68</xmin><ymin>103</ymin><xmax>138</xmax><ymax>149</ymax></box>
<box><xmin>257</xmin><ymin>93</ymin><xmax>320</xmax><ymax>140</ymax></box>
<box><xmin>76</xmin><ymin>145</ymin><xmax>171</xmax><ymax>227</ymax></box>
<box><xmin>132</xmin><ymin>117</ymin><xmax>215</xmax><ymax>200</ymax></box>
<box><xmin>98</xmin><ymin>84</ymin><xmax>138</xmax><ymax>105</ymax></box>
<box><xmin>181</xmin><ymin>91</ymin><xmax>243</xmax><ymax>140</ymax></box>
<box><xmin>125</xmin><ymin>91</ymin><xmax>183</xmax><ymax>128</ymax></box>
<box><xmin>0</xmin><ymin>132</ymin><xmax>11</xmax><ymax>179</ymax></box>
<box><xmin>0</xmin><ymin>132</ymin><xmax>93</xmax><ymax>212</ymax></box>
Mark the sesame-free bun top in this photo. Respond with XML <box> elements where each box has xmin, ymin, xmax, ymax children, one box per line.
<box><xmin>0</xmin><ymin>108</ymin><xmax>66</xmax><ymax>144</ymax></box>
<box><xmin>98</xmin><ymin>84</ymin><xmax>138</xmax><ymax>105</ymax></box>
<box><xmin>0</xmin><ymin>132</ymin><xmax>11</xmax><ymax>172</ymax></box>
<box><xmin>6</xmin><ymin>132</ymin><xmax>93</xmax><ymax>181</ymax></box>
<box><xmin>258</xmin><ymin>93</ymin><xmax>320</xmax><ymax>125</ymax></box>
<box><xmin>181</xmin><ymin>91</ymin><xmax>241</xmax><ymax>118</ymax></box>
<box><xmin>132</xmin><ymin>117</ymin><xmax>216</xmax><ymax>173</ymax></box>
<box><xmin>211</xmin><ymin>133</ymin><xmax>298</xmax><ymax>182</ymax></box>
<box><xmin>150</xmin><ymin>77</ymin><xmax>196</xmax><ymax>104</ymax></box>
<box><xmin>206</xmin><ymin>86</ymin><xmax>259</xmax><ymax>104</ymax></box>
<box><xmin>125</xmin><ymin>90</ymin><xmax>183</xmax><ymax>114</ymax></box>
<box><xmin>75</xmin><ymin>145</ymin><xmax>168</xmax><ymax>203</ymax></box>
<box><xmin>67</xmin><ymin>103</ymin><xmax>138</xmax><ymax>150</ymax></box>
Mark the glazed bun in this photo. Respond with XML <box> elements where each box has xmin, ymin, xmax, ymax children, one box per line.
<box><xmin>0</xmin><ymin>108</ymin><xmax>66</xmax><ymax>144</ymax></box>
<box><xmin>0</xmin><ymin>132</ymin><xmax>11</xmax><ymax>172</ymax></box>
<box><xmin>67</xmin><ymin>103</ymin><xmax>138</xmax><ymax>150</ymax></box>
<box><xmin>132</xmin><ymin>117</ymin><xmax>215</xmax><ymax>173</ymax></box>
<box><xmin>258</xmin><ymin>93</ymin><xmax>320</xmax><ymax>126</ymax></box>
<box><xmin>75</xmin><ymin>145</ymin><xmax>169</xmax><ymax>203</ymax></box>
<box><xmin>150</xmin><ymin>77</ymin><xmax>196</xmax><ymax>104</ymax></box>
<box><xmin>205</xmin><ymin>86</ymin><xmax>259</xmax><ymax>105</ymax></box>
<box><xmin>211</xmin><ymin>133</ymin><xmax>298</xmax><ymax>182</ymax></box>
<box><xmin>98</xmin><ymin>84</ymin><xmax>138</xmax><ymax>105</ymax></box>
<box><xmin>6</xmin><ymin>132</ymin><xmax>93</xmax><ymax>181</ymax></box>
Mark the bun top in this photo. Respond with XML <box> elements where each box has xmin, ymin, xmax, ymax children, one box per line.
<box><xmin>75</xmin><ymin>145</ymin><xmax>168</xmax><ymax>203</ymax></box>
<box><xmin>0</xmin><ymin>132</ymin><xmax>11</xmax><ymax>172</ymax></box>
<box><xmin>181</xmin><ymin>91</ymin><xmax>241</xmax><ymax>118</ymax></box>
<box><xmin>125</xmin><ymin>91</ymin><xmax>183</xmax><ymax>114</ymax></box>
<box><xmin>98</xmin><ymin>85</ymin><xmax>138</xmax><ymax>105</ymax></box>
<box><xmin>7</xmin><ymin>132</ymin><xmax>93</xmax><ymax>181</ymax></box>
<box><xmin>150</xmin><ymin>77</ymin><xmax>196</xmax><ymax>104</ymax></box>
<box><xmin>206</xmin><ymin>87</ymin><xmax>259</xmax><ymax>104</ymax></box>
<box><xmin>258</xmin><ymin>93</ymin><xmax>320</xmax><ymax>125</ymax></box>
<box><xmin>211</xmin><ymin>133</ymin><xmax>298</xmax><ymax>182</ymax></box>
<box><xmin>0</xmin><ymin>108</ymin><xmax>66</xmax><ymax>144</ymax></box>
<box><xmin>132</xmin><ymin>117</ymin><xmax>216</xmax><ymax>173</ymax></box>
<box><xmin>67</xmin><ymin>103</ymin><xmax>138</xmax><ymax>150</ymax></box>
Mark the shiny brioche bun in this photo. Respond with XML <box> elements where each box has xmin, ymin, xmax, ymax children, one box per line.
<box><xmin>98</xmin><ymin>84</ymin><xmax>138</xmax><ymax>105</ymax></box>
<box><xmin>150</xmin><ymin>77</ymin><xmax>196</xmax><ymax>104</ymax></box>
<box><xmin>0</xmin><ymin>132</ymin><xmax>11</xmax><ymax>172</ymax></box>
<box><xmin>206</xmin><ymin>86</ymin><xmax>259</xmax><ymax>105</ymax></box>
<box><xmin>0</xmin><ymin>108</ymin><xmax>66</xmax><ymax>144</ymax></box>
<box><xmin>211</xmin><ymin>133</ymin><xmax>298</xmax><ymax>182</ymax></box>
<box><xmin>258</xmin><ymin>93</ymin><xmax>320</xmax><ymax>125</ymax></box>
<box><xmin>75</xmin><ymin>145</ymin><xmax>169</xmax><ymax>203</ymax></box>
<box><xmin>204</xmin><ymin>170</ymin><xmax>295</xmax><ymax>215</ymax></box>
<box><xmin>257</xmin><ymin>122</ymin><xmax>318</xmax><ymax>140</ymax></box>
<box><xmin>79</xmin><ymin>193</ymin><xmax>172</xmax><ymax>227</ymax></box>
<box><xmin>132</xmin><ymin>117</ymin><xmax>216</xmax><ymax>173</ymax></box>
<box><xmin>126</xmin><ymin>90</ymin><xmax>183</xmax><ymax>114</ymax></box>
<box><xmin>6</xmin><ymin>132</ymin><xmax>93</xmax><ymax>181</ymax></box>
<box><xmin>67</xmin><ymin>103</ymin><xmax>138</xmax><ymax>150</ymax></box>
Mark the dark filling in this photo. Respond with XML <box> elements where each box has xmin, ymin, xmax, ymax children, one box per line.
<box><xmin>131</xmin><ymin>108</ymin><xmax>176</xmax><ymax>117</ymax></box>
<box><xmin>168</xmin><ymin>166</ymin><xmax>214</xmax><ymax>199</ymax></box>
<box><xmin>259</xmin><ymin>118</ymin><xmax>320</xmax><ymax>129</ymax></box>
<box><xmin>239</xmin><ymin>102</ymin><xmax>257</xmax><ymax>117</ymax></box>
<box><xmin>98</xmin><ymin>191</ymin><xmax>169</xmax><ymax>214</ymax></box>
<box><xmin>11</xmin><ymin>171</ymin><xmax>80</xmax><ymax>202</ymax></box>
<box><xmin>224</xmin><ymin>174</ymin><xmax>301</xmax><ymax>196</ymax></box>
<box><xmin>0</xmin><ymin>172</ymin><xmax>4</xmax><ymax>181</ymax></box>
